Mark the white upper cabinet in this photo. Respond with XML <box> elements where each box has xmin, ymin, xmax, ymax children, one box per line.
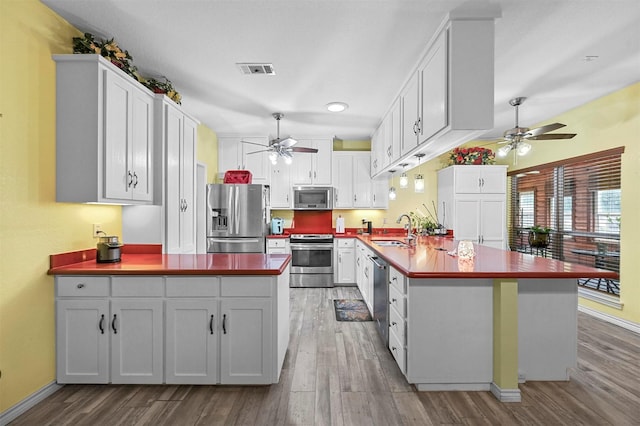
<box><xmin>290</xmin><ymin>139</ymin><xmax>332</xmax><ymax>186</ymax></box>
<box><xmin>270</xmin><ymin>162</ymin><xmax>292</xmax><ymax>209</ymax></box>
<box><xmin>371</xmin><ymin>13</ymin><xmax>497</xmax><ymax>177</ymax></box>
<box><xmin>54</xmin><ymin>55</ymin><xmax>155</xmax><ymax>204</ymax></box>
<box><xmin>333</xmin><ymin>152</ymin><xmax>385</xmax><ymax>209</ymax></box>
<box><xmin>218</xmin><ymin>136</ymin><xmax>270</xmax><ymax>184</ymax></box>
<box><xmin>452</xmin><ymin>165</ymin><xmax>507</xmax><ymax>194</ymax></box>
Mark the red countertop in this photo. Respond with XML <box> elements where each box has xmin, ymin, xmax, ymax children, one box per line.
<box><xmin>356</xmin><ymin>235</ymin><xmax>619</xmax><ymax>280</ymax></box>
<box><xmin>48</xmin><ymin>252</ymin><xmax>291</xmax><ymax>276</ymax></box>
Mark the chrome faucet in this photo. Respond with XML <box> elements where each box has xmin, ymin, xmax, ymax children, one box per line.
<box><xmin>396</xmin><ymin>214</ymin><xmax>417</xmax><ymax>245</ymax></box>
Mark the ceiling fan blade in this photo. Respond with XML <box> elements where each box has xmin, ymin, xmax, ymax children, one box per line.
<box><xmin>525</xmin><ymin>122</ymin><xmax>566</xmax><ymax>137</ymax></box>
<box><xmin>246</xmin><ymin>149</ymin><xmax>272</xmax><ymax>155</ymax></box>
<box><xmin>528</xmin><ymin>133</ymin><xmax>577</xmax><ymax>140</ymax></box>
<box><xmin>241</xmin><ymin>140</ymin><xmax>269</xmax><ymax>148</ymax></box>
<box><xmin>272</xmin><ymin>137</ymin><xmax>297</xmax><ymax>148</ymax></box>
<box><xmin>290</xmin><ymin>147</ymin><xmax>318</xmax><ymax>153</ymax></box>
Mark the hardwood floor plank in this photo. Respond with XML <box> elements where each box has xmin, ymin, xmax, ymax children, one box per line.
<box><xmin>341</xmin><ymin>391</ymin><xmax>373</xmax><ymax>426</ymax></box>
<box><xmin>286</xmin><ymin>391</ymin><xmax>315</xmax><ymax>425</ymax></box>
<box><xmin>194</xmin><ymin>388</ymin><xmax>242</xmax><ymax>426</ymax></box>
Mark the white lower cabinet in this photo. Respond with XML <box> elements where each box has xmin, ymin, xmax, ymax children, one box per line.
<box><xmin>267</xmin><ymin>238</ymin><xmax>290</xmax><ymax>255</ymax></box>
<box><xmin>220</xmin><ymin>298</ymin><xmax>273</xmax><ymax>384</ymax></box>
<box><xmin>55</xmin><ymin>273</ymin><xmax>289</xmax><ymax>385</ymax></box>
<box><xmin>165</xmin><ymin>299</ymin><xmax>218</xmax><ymax>384</ymax></box>
<box><xmin>335</xmin><ymin>238</ymin><xmax>356</xmax><ymax>285</ymax></box>
<box><xmin>110</xmin><ymin>298</ymin><xmax>164</xmax><ymax>384</ymax></box>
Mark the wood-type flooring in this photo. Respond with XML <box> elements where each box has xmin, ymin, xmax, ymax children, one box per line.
<box><xmin>11</xmin><ymin>287</ymin><xmax>640</xmax><ymax>425</ymax></box>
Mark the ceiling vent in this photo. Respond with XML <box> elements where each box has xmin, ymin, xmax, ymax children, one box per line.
<box><xmin>236</xmin><ymin>63</ymin><xmax>275</xmax><ymax>75</ymax></box>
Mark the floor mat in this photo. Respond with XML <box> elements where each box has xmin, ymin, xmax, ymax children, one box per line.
<box><xmin>333</xmin><ymin>299</ymin><xmax>373</xmax><ymax>322</ymax></box>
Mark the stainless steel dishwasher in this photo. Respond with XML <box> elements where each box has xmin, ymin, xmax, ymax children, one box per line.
<box><xmin>371</xmin><ymin>255</ymin><xmax>389</xmax><ymax>345</ymax></box>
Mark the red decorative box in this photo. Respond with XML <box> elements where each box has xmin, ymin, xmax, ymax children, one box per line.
<box><xmin>223</xmin><ymin>170</ymin><xmax>252</xmax><ymax>184</ymax></box>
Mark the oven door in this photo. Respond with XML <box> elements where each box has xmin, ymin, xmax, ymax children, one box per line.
<box><xmin>290</xmin><ymin>243</ymin><xmax>333</xmax><ymax>274</ymax></box>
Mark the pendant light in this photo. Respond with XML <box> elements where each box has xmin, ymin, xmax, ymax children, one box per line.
<box><xmin>414</xmin><ymin>153</ymin><xmax>425</xmax><ymax>193</ymax></box>
<box><xmin>399</xmin><ymin>163</ymin><xmax>409</xmax><ymax>189</ymax></box>
<box><xmin>388</xmin><ymin>169</ymin><xmax>397</xmax><ymax>200</ymax></box>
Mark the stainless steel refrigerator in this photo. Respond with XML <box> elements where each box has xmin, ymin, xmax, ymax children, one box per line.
<box><xmin>206</xmin><ymin>184</ymin><xmax>270</xmax><ymax>253</ymax></box>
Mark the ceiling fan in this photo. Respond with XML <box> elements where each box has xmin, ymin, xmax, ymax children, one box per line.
<box><xmin>242</xmin><ymin>113</ymin><xmax>318</xmax><ymax>165</ymax></box>
<box><xmin>496</xmin><ymin>97</ymin><xmax>577</xmax><ymax>159</ymax></box>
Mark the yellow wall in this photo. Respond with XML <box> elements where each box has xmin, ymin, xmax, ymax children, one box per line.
<box><xmin>0</xmin><ymin>0</ymin><xmax>122</xmax><ymax>411</ymax></box>
<box><xmin>197</xmin><ymin>124</ymin><xmax>218</xmax><ymax>183</ymax></box>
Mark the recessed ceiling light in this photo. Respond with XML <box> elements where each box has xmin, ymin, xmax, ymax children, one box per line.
<box><xmin>326</xmin><ymin>102</ymin><xmax>348</xmax><ymax>112</ymax></box>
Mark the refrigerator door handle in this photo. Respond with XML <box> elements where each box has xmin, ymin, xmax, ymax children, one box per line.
<box><xmin>235</xmin><ymin>186</ymin><xmax>240</xmax><ymax>234</ymax></box>
<box><xmin>227</xmin><ymin>185</ymin><xmax>234</xmax><ymax>235</ymax></box>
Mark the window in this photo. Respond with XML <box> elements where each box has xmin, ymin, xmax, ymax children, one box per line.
<box><xmin>519</xmin><ymin>191</ymin><xmax>534</xmax><ymax>228</ymax></box>
<box><xmin>595</xmin><ymin>189</ymin><xmax>620</xmax><ymax>234</ymax></box>
<box><xmin>508</xmin><ymin>148</ymin><xmax>623</xmax><ymax>295</ymax></box>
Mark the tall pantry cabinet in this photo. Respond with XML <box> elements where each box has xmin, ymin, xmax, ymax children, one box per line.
<box><xmin>437</xmin><ymin>165</ymin><xmax>507</xmax><ymax>249</ymax></box>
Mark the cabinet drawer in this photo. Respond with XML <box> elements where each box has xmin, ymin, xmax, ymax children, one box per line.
<box><xmin>166</xmin><ymin>277</ymin><xmax>219</xmax><ymax>297</ymax></box>
<box><xmin>221</xmin><ymin>276</ymin><xmax>272</xmax><ymax>297</ymax></box>
<box><xmin>389</xmin><ymin>328</ymin><xmax>406</xmax><ymax>375</ymax></box>
<box><xmin>389</xmin><ymin>283</ymin><xmax>406</xmax><ymax>317</ymax></box>
<box><xmin>389</xmin><ymin>267</ymin><xmax>406</xmax><ymax>294</ymax></box>
<box><xmin>336</xmin><ymin>238</ymin><xmax>355</xmax><ymax>248</ymax></box>
<box><xmin>57</xmin><ymin>276</ymin><xmax>109</xmax><ymax>297</ymax></box>
<box><xmin>111</xmin><ymin>276</ymin><xmax>164</xmax><ymax>297</ymax></box>
<box><xmin>389</xmin><ymin>305</ymin><xmax>406</xmax><ymax>344</ymax></box>
<box><xmin>267</xmin><ymin>239</ymin><xmax>289</xmax><ymax>249</ymax></box>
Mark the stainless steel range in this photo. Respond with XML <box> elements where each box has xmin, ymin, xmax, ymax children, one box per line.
<box><xmin>289</xmin><ymin>234</ymin><xmax>334</xmax><ymax>287</ymax></box>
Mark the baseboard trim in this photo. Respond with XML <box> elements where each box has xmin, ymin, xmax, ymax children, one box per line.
<box><xmin>490</xmin><ymin>382</ymin><xmax>521</xmax><ymax>402</ymax></box>
<box><xmin>0</xmin><ymin>381</ymin><xmax>63</xmax><ymax>426</ymax></box>
<box><xmin>579</xmin><ymin>305</ymin><xmax>640</xmax><ymax>334</ymax></box>
<box><xmin>578</xmin><ymin>288</ymin><xmax>623</xmax><ymax>309</ymax></box>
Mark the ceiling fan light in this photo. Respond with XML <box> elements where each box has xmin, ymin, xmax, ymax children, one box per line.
<box><xmin>284</xmin><ymin>156</ymin><xmax>293</xmax><ymax>165</ymax></box>
<box><xmin>517</xmin><ymin>142</ymin><xmax>532</xmax><ymax>156</ymax></box>
<box><xmin>497</xmin><ymin>144</ymin><xmax>512</xmax><ymax>158</ymax></box>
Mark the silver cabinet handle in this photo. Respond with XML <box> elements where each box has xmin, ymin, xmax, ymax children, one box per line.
<box><xmin>133</xmin><ymin>172</ymin><xmax>138</xmax><ymax>188</ymax></box>
<box><xmin>127</xmin><ymin>171</ymin><xmax>134</xmax><ymax>187</ymax></box>
<box><xmin>77</xmin><ymin>283</ymin><xmax>85</xmax><ymax>289</ymax></box>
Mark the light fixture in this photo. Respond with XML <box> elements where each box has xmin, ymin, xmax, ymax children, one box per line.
<box><xmin>497</xmin><ymin>140</ymin><xmax>532</xmax><ymax>161</ymax></box>
<box><xmin>516</xmin><ymin>142</ymin><xmax>532</xmax><ymax>156</ymax></box>
<box><xmin>269</xmin><ymin>151</ymin><xmax>278</xmax><ymax>165</ymax></box>
<box><xmin>414</xmin><ymin>154</ymin><xmax>425</xmax><ymax>193</ymax></box>
<box><xmin>399</xmin><ymin>163</ymin><xmax>409</xmax><ymax>189</ymax></box>
<box><xmin>326</xmin><ymin>102</ymin><xmax>348</xmax><ymax>112</ymax></box>
<box><xmin>388</xmin><ymin>169</ymin><xmax>397</xmax><ymax>200</ymax></box>
<box><xmin>497</xmin><ymin>144</ymin><xmax>512</xmax><ymax>158</ymax></box>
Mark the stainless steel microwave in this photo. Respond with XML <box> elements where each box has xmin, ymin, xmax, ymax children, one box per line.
<box><xmin>292</xmin><ymin>186</ymin><xmax>334</xmax><ymax>210</ymax></box>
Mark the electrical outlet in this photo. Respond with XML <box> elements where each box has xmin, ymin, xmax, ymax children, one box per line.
<box><xmin>93</xmin><ymin>224</ymin><xmax>103</xmax><ymax>238</ymax></box>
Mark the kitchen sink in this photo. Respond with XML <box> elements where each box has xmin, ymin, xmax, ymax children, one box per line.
<box><xmin>371</xmin><ymin>239</ymin><xmax>409</xmax><ymax>248</ymax></box>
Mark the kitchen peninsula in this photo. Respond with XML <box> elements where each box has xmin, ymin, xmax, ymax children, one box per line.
<box><xmin>355</xmin><ymin>234</ymin><xmax>618</xmax><ymax>402</ymax></box>
<box><xmin>48</xmin><ymin>248</ymin><xmax>290</xmax><ymax>386</ymax></box>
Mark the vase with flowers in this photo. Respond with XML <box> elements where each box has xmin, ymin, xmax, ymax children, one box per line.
<box><xmin>447</xmin><ymin>147</ymin><xmax>495</xmax><ymax>166</ymax></box>
<box><xmin>73</xmin><ymin>33</ymin><xmax>138</xmax><ymax>80</ymax></box>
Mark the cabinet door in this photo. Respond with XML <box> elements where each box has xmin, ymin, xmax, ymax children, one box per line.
<box><xmin>312</xmin><ymin>139</ymin><xmax>333</xmax><ymax>185</ymax></box>
<box><xmin>110</xmin><ymin>299</ymin><xmax>164</xmax><ymax>384</ymax></box>
<box><xmin>337</xmin><ymin>247</ymin><xmax>356</xmax><ymax>284</ymax></box>
<box><xmin>390</xmin><ymin>98</ymin><xmax>402</xmax><ymax>164</ymax></box>
<box><xmin>353</xmin><ymin>154</ymin><xmax>372</xmax><ymax>208</ymax></box>
<box><xmin>56</xmin><ymin>299</ymin><xmax>109</xmax><ymax>384</ymax></box>
<box><xmin>218</xmin><ymin>137</ymin><xmax>242</xmax><ymax>173</ymax></box>
<box><xmin>419</xmin><ymin>30</ymin><xmax>448</xmax><ymax>142</ymax></box>
<box><xmin>370</xmin><ymin>125</ymin><xmax>382</xmax><ymax>176</ymax></box>
<box><xmin>220</xmin><ymin>298</ymin><xmax>273</xmax><ymax>384</ymax></box>
<box><xmin>332</xmin><ymin>154</ymin><xmax>354</xmax><ymax>208</ymax></box>
<box><xmin>401</xmin><ymin>71</ymin><xmax>420</xmax><ymax>155</ymax></box>
<box><xmin>270</xmin><ymin>164</ymin><xmax>291</xmax><ymax>208</ymax></box>
<box><xmin>480</xmin><ymin>199</ymin><xmax>506</xmax><ymax>249</ymax></box>
<box><xmin>165</xmin><ymin>299</ymin><xmax>218</xmax><ymax>384</ymax></box>
<box><xmin>371</xmin><ymin>178</ymin><xmax>389</xmax><ymax>209</ymax></box>
<box><xmin>453</xmin><ymin>199</ymin><xmax>481</xmax><ymax>243</ymax></box>
<box><xmin>241</xmin><ymin>137</ymin><xmax>270</xmax><ymax>184</ymax></box>
<box><xmin>104</xmin><ymin>70</ymin><xmax>131</xmax><ymax>200</ymax></box>
<box><xmin>165</xmin><ymin>106</ymin><xmax>183</xmax><ymax>254</ymax></box>
<box><xmin>130</xmin><ymin>86</ymin><xmax>154</xmax><ymax>201</ymax></box>
<box><xmin>454</xmin><ymin>167</ymin><xmax>483</xmax><ymax>194</ymax></box>
<box><xmin>479</xmin><ymin>167</ymin><xmax>507</xmax><ymax>194</ymax></box>
<box><xmin>291</xmin><ymin>139</ymin><xmax>314</xmax><ymax>185</ymax></box>
<box><xmin>181</xmin><ymin>117</ymin><xmax>197</xmax><ymax>254</ymax></box>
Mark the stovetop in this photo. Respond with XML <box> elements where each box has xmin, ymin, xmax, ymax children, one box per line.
<box><xmin>290</xmin><ymin>234</ymin><xmax>334</xmax><ymax>239</ymax></box>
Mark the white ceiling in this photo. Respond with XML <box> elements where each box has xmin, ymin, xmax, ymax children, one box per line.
<box><xmin>42</xmin><ymin>0</ymin><xmax>640</xmax><ymax>141</ymax></box>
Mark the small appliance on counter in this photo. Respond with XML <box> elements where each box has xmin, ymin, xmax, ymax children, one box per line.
<box><xmin>271</xmin><ymin>217</ymin><xmax>285</xmax><ymax>235</ymax></box>
<box><xmin>96</xmin><ymin>235</ymin><xmax>122</xmax><ymax>263</ymax></box>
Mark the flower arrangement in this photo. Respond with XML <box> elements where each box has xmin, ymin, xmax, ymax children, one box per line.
<box><xmin>73</xmin><ymin>33</ymin><xmax>138</xmax><ymax>80</ymax></box>
<box><xmin>72</xmin><ymin>32</ymin><xmax>182</xmax><ymax>104</ymax></box>
<box><xmin>448</xmin><ymin>147</ymin><xmax>495</xmax><ymax>165</ymax></box>
<box><xmin>142</xmin><ymin>77</ymin><xmax>182</xmax><ymax>105</ymax></box>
